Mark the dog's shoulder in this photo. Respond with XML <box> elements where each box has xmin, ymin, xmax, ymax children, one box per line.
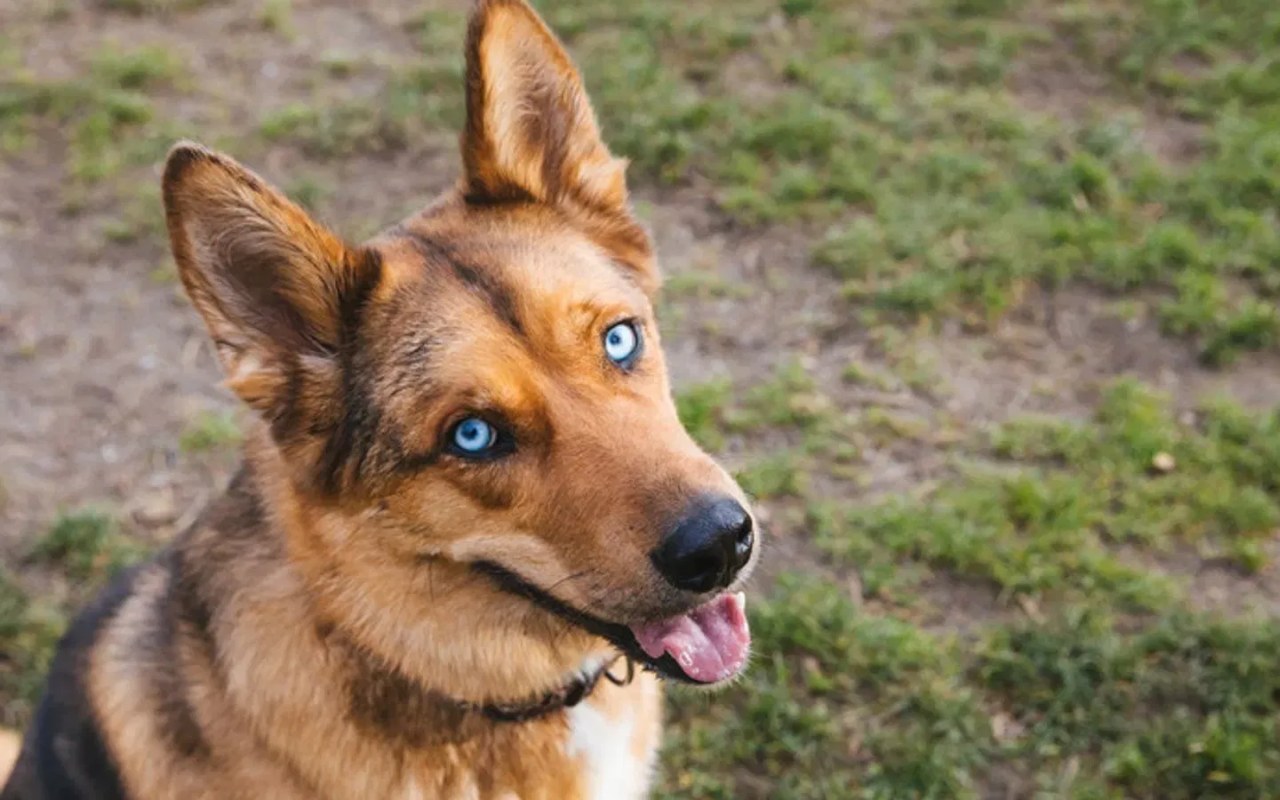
<box><xmin>1</xmin><ymin>565</ymin><xmax>142</xmax><ymax>800</ymax></box>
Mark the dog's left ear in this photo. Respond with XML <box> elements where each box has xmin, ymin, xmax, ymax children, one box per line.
<box><xmin>161</xmin><ymin>143</ymin><xmax>379</xmax><ymax>434</ymax></box>
<box><xmin>461</xmin><ymin>0</ymin><xmax>657</xmax><ymax>291</ymax></box>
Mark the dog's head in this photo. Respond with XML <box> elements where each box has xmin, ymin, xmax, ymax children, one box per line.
<box><xmin>162</xmin><ymin>0</ymin><xmax>756</xmax><ymax>688</ymax></box>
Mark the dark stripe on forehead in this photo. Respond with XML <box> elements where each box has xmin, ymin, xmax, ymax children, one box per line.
<box><xmin>393</xmin><ymin>227</ymin><xmax>525</xmax><ymax>337</ymax></box>
<box><xmin>448</xmin><ymin>258</ymin><xmax>525</xmax><ymax>338</ymax></box>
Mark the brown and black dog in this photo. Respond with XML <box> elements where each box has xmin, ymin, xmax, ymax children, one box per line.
<box><xmin>0</xmin><ymin>1</ymin><xmax>758</xmax><ymax>798</ymax></box>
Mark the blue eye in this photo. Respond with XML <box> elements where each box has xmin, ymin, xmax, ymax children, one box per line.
<box><xmin>604</xmin><ymin>321</ymin><xmax>641</xmax><ymax>366</ymax></box>
<box><xmin>451</xmin><ymin>417</ymin><xmax>497</xmax><ymax>456</ymax></box>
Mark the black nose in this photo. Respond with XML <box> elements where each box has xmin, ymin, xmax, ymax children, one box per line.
<box><xmin>651</xmin><ymin>496</ymin><xmax>754</xmax><ymax>593</ymax></box>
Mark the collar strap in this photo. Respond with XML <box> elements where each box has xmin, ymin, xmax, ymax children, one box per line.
<box><xmin>464</xmin><ymin>656</ymin><xmax>635</xmax><ymax>723</ymax></box>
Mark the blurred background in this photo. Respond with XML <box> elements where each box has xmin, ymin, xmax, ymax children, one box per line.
<box><xmin>2</xmin><ymin>0</ymin><xmax>1280</xmax><ymax>796</ymax></box>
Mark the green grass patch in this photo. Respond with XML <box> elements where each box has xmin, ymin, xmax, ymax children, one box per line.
<box><xmin>736</xmin><ymin>360</ymin><xmax>830</xmax><ymax>433</ymax></box>
<box><xmin>980</xmin><ymin>609</ymin><xmax>1280</xmax><ymax>797</ymax></box>
<box><xmin>675</xmin><ymin>379</ymin><xmax>734</xmax><ymax>451</ymax></box>
<box><xmin>660</xmin><ymin>572</ymin><xmax>1280</xmax><ymax>798</ymax></box>
<box><xmin>1</xmin><ymin>44</ymin><xmax>182</xmax><ymax>181</ymax></box>
<box><xmin>4</xmin><ymin>509</ymin><xmax>149</xmax><ymax>726</ymax></box>
<box><xmin>254</xmin><ymin>9</ymin><xmax>465</xmax><ymax>158</ymax></box>
<box><xmin>818</xmin><ymin>379</ymin><xmax>1280</xmax><ymax>610</ymax></box>
<box><xmin>659</xmin><ymin>574</ymin><xmax>991</xmax><ymax>799</ymax></box>
<box><xmin>735</xmin><ymin>451</ymin><xmax>809</xmax><ymax>500</ymax></box>
<box><xmin>30</xmin><ymin>509</ymin><xmax>144</xmax><ymax>582</ymax></box>
<box><xmin>674</xmin><ymin>361</ymin><xmax>834</xmax><ymax>443</ymax></box>
<box><xmin>0</xmin><ymin>572</ymin><xmax>64</xmax><ymax>728</ymax></box>
<box><xmin>259</xmin><ymin>0</ymin><xmax>294</xmax><ymax>36</ymax></box>
<box><xmin>99</xmin><ymin>0</ymin><xmax>212</xmax><ymax>13</ymax></box>
<box><xmin>179</xmin><ymin>410</ymin><xmax>242</xmax><ymax>453</ymax></box>
<box><xmin>544</xmin><ymin>0</ymin><xmax>1280</xmax><ymax>359</ymax></box>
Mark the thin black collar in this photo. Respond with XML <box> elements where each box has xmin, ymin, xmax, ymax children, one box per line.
<box><xmin>462</xmin><ymin>656</ymin><xmax>635</xmax><ymax>723</ymax></box>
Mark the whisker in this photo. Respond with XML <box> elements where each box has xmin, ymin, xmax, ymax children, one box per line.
<box><xmin>544</xmin><ymin>569</ymin><xmax>591</xmax><ymax>595</ymax></box>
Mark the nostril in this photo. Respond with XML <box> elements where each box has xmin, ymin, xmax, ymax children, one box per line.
<box><xmin>731</xmin><ymin>516</ymin><xmax>754</xmax><ymax>570</ymax></box>
<box><xmin>677</xmin><ymin>552</ymin><xmax>724</xmax><ymax>593</ymax></box>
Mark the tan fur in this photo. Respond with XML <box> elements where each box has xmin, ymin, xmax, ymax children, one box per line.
<box><xmin>3</xmin><ymin>2</ymin><xmax>755</xmax><ymax>798</ymax></box>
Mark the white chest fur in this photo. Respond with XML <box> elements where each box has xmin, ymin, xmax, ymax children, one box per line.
<box><xmin>565</xmin><ymin>700</ymin><xmax>654</xmax><ymax>800</ymax></box>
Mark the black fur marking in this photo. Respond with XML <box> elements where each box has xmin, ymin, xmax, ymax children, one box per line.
<box><xmin>1</xmin><ymin>570</ymin><xmax>138</xmax><ymax>800</ymax></box>
<box><xmin>396</xmin><ymin>230</ymin><xmax>525</xmax><ymax>337</ymax></box>
<box><xmin>395</xmin><ymin>447</ymin><xmax>443</xmax><ymax>475</ymax></box>
<box><xmin>314</xmin><ymin>248</ymin><xmax>385</xmax><ymax>495</ymax></box>
<box><xmin>269</xmin><ymin>356</ymin><xmax>306</xmax><ymax>444</ymax></box>
<box><xmin>171</xmin><ymin>464</ymin><xmax>269</xmax><ymax>678</ymax></box>
<box><xmin>337</xmin><ymin>636</ymin><xmax>475</xmax><ymax>749</ymax></box>
<box><xmin>170</xmin><ymin>545</ymin><xmax>218</xmax><ymax>669</ymax></box>
<box><xmin>144</xmin><ymin>553</ymin><xmax>211</xmax><ymax>762</ymax></box>
<box><xmin>448</xmin><ymin>258</ymin><xmax>525</xmax><ymax>338</ymax></box>
<box><xmin>336</xmin><ymin>249</ymin><xmax>384</xmax><ymax>346</ymax></box>
<box><xmin>470</xmin><ymin>561</ymin><xmax>702</xmax><ymax>685</ymax></box>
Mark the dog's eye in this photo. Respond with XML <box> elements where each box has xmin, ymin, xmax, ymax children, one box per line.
<box><xmin>603</xmin><ymin>321</ymin><xmax>642</xmax><ymax>367</ymax></box>
<box><xmin>450</xmin><ymin>417</ymin><xmax>497</xmax><ymax>456</ymax></box>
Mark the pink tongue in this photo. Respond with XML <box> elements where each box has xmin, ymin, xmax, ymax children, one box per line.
<box><xmin>629</xmin><ymin>593</ymin><xmax>750</xmax><ymax>683</ymax></box>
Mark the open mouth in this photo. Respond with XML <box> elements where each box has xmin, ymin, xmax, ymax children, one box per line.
<box><xmin>472</xmin><ymin>562</ymin><xmax>751</xmax><ymax>685</ymax></box>
<box><xmin>629</xmin><ymin>592</ymin><xmax>750</xmax><ymax>684</ymax></box>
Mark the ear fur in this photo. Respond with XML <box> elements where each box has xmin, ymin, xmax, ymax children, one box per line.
<box><xmin>462</xmin><ymin>0</ymin><xmax>627</xmax><ymax>211</ymax></box>
<box><xmin>161</xmin><ymin>142</ymin><xmax>381</xmax><ymax>423</ymax></box>
<box><xmin>461</xmin><ymin>0</ymin><xmax>659</xmax><ymax>293</ymax></box>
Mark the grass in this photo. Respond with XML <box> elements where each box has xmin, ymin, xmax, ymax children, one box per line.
<box><xmin>545</xmin><ymin>0</ymin><xmax>1280</xmax><ymax>363</ymax></box>
<box><xmin>98</xmin><ymin>0</ymin><xmax>211</xmax><ymax>13</ymax></box>
<box><xmin>981</xmin><ymin>608</ymin><xmax>1280</xmax><ymax>798</ymax></box>
<box><xmin>818</xmin><ymin>379</ymin><xmax>1280</xmax><ymax>607</ymax></box>
<box><xmin>1</xmin><ymin>44</ymin><xmax>182</xmax><ymax>181</ymax></box>
<box><xmin>0</xmin><ymin>573</ymin><xmax>63</xmax><ymax>728</ymax></box>
<box><xmin>674</xmin><ymin>379</ymin><xmax>734</xmax><ymax>451</ymax></box>
<box><xmin>179</xmin><ymin>410</ymin><xmax>242</xmax><ymax>453</ymax></box>
<box><xmin>254</xmin><ymin>9</ymin><xmax>465</xmax><ymax>158</ymax></box>
<box><xmin>673</xmin><ymin>364</ymin><xmax>1280</xmax><ymax>794</ymax></box>
<box><xmin>661</xmin><ymin>572</ymin><xmax>1280</xmax><ymax>798</ymax></box>
<box><xmin>1</xmin><ymin>509</ymin><xmax>149</xmax><ymax>725</ymax></box>
<box><xmin>259</xmin><ymin>0</ymin><xmax>294</xmax><ymax>36</ymax></box>
<box><xmin>30</xmin><ymin>509</ymin><xmax>144</xmax><ymax>582</ymax></box>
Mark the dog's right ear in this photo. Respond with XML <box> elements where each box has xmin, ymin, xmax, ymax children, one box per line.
<box><xmin>162</xmin><ymin>143</ymin><xmax>381</xmax><ymax>422</ymax></box>
<box><xmin>461</xmin><ymin>0</ymin><xmax>624</xmax><ymax>210</ymax></box>
<box><xmin>460</xmin><ymin>0</ymin><xmax>659</xmax><ymax>294</ymax></box>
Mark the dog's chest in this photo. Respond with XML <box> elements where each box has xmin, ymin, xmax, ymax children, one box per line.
<box><xmin>566</xmin><ymin>702</ymin><xmax>642</xmax><ymax>799</ymax></box>
<box><xmin>563</xmin><ymin>674</ymin><xmax>662</xmax><ymax>800</ymax></box>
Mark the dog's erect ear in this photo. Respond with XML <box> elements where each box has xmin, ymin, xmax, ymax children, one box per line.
<box><xmin>461</xmin><ymin>0</ymin><xmax>626</xmax><ymax>211</ymax></box>
<box><xmin>162</xmin><ymin>142</ymin><xmax>380</xmax><ymax>420</ymax></box>
<box><xmin>461</xmin><ymin>0</ymin><xmax>659</xmax><ymax>294</ymax></box>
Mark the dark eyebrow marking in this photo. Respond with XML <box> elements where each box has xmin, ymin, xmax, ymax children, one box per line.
<box><xmin>392</xmin><ymin>227</ymin><xmax>524</xmax><ymax>338</ymax></box>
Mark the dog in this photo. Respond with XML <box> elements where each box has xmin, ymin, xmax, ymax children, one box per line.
<box><xmin>0</xmin><ymin>0</ymin><xmax>758</xmax><ymax>797</ymax></box>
